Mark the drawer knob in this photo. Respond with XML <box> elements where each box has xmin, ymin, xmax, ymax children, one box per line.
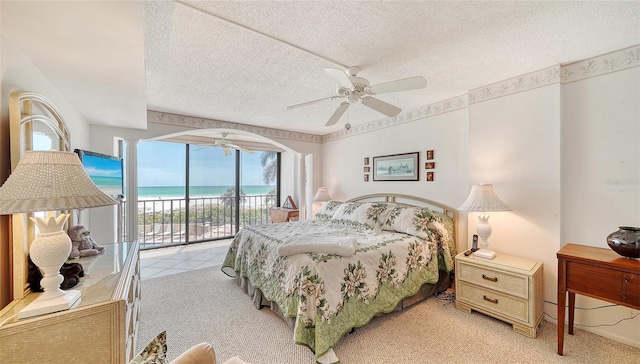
<box><xmin>482</xmin><ymin>274</ymin><xmax>498</xmax><ymax>282</ymax></box>
<box><xmin>483</xmin><ymin>295</ymin><xmax>499</xmax><ymax>304</ymax></box>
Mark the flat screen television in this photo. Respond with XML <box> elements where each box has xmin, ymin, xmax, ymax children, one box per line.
<box><xmin>74</xmin><ymin>149</ymin><xmax>124</xmax><ymax>198</ymax></box>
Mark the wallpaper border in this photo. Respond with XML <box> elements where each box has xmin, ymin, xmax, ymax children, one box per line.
<box><xmin>468</xmin><ymin>66</ymin><xmax>560</xmax><ymax>104</ymax></box>
<box><xmin>561</xmin><ymin>45</ymin><xmax>640</xmax><ymax>84</ymax></box>
<box><xmin>150</xmin><ymin>45</ymin><xmax>639</xmax><ymax>143</ymax></box>
<box><xmin>147</xmin><ymin>111</ymin><xmax>323</xmax><ymax>143</ymax></box>
<box><xmin>322</xmin><ymin>95</ymin><xmax>468</xmax><ymax>142</ymax></box>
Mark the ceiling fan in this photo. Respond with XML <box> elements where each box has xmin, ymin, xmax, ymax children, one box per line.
<box><xmin>287</xmin><ymin>66</ymin><xmax>427</xmax><ymax>126</ymax></box>
<box><xmin>197</xmin><ymin>132</ymin><xmax>255</xmax><ymax>156</ymax></box>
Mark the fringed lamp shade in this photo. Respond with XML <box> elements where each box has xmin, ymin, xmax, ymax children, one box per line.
<box><xmin>459</xmin><ymin>184</ymin><xmax>511</xmax><ymax>259</ymax></box>
<box><xmin>0</xmin><ymin>150</ymin><xmax>116</xmax><ymax>319</ymax></box>
<box><xmin>0</xmin><ymin>150</ymin><xmax>116</xmax><ymax>214</ymax></box>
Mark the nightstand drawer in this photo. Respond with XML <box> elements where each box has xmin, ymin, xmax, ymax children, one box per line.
<box><xmin>457</xmin><ymin>261</ymin><xmax>529</xmax><ymax>299</ymax></box>
<box><xmin>457</xmin><ymin>281</ymin><xmax>529</xmax><ymax>322</ymax></box>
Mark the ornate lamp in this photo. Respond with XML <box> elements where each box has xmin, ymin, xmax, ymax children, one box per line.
<box><xmin>458</xmin><ymin>184</ymin><xmax>512</xmax><ymax>259</ymax></box>
<box><xmin>0</xmin><ymin>150</ymin><xmax>116</xmax><ymax>318</ymax></box>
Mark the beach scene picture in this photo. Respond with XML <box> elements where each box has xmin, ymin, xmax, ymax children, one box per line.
<box><xmin>81</xmin><ymin>152</ymin><xmax>123</xmax><ymax>197</ymax></box>
<box><xmin>373</xmin><ymin>152</ymin><xmax>419</xmax><ymax>181</ymax></box>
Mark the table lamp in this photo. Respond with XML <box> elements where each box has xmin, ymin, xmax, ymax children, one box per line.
<box><xmin>458</xmin><ymin>183</ymin><xmax>512</xmax><ymax>259</ymax></box>
<box><xmin>0</xmin><ymin>150</ymin><xmax>116</xmax><ymax>318</ymax></box>
<box><xmin>313</xmin><ymin>187</ymin><xmax>332</xmax><ymax>203</ymax></box>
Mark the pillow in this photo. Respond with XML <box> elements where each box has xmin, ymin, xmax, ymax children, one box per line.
<box><xmin>383</xmin><ymin>206</ymin><xmax>436</xmax><ymax>239</ymax></box>
<box><xmin>330</xmin><ymin>202</ymin><xmax>395</xmax><ymax>234</ymax></box>
<box><xmin>314</xmin><ymin>200</ymin><xmax>343</xmax><ymax>222</ymax></box>
<box><xmin>130</xmin><ymin>331</ymin><xmax>168</xmax><ymax>364</ymax></box>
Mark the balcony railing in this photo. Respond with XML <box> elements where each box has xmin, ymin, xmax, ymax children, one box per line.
<box><xmin>125</xmin><ymin>194</ymin><xmax>276</xmax><ymax>250</ymax></box>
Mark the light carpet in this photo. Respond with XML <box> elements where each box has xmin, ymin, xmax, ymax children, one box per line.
<box><xmin>136</xmin><ymin>266</ymin><xmax>639</xmax><ymax>363</ymax></box>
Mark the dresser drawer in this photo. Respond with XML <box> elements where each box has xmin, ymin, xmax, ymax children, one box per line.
<box><xmin>567</xmin><ymin>262</ymin><xmax>626</xmax><ymax>303</ymax></box>
<box><xmin>457</xmin><ymin>281</ymin><xmax>529</xmax><ymax>322</ymax></box>
<box><xmin>624</xmin><ymin>273</ymin><xmax>640</xmax><ymax>307</ymax></box>
<box><xmin>457</xmin><ymin>261</ymin><xmax>529</xmax><ymax>299</ymax></box>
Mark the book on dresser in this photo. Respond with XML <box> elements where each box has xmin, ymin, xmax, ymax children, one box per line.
<box><xmin>0</xmin><ymin>240</ymin><xmax>141</xmax><ymax>364</ymax></box>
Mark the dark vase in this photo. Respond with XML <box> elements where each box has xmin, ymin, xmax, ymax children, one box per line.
<box><xmin>606</xmin><ymin>226</ymin><xmax>640</xmax><ymax>258</ymax></box>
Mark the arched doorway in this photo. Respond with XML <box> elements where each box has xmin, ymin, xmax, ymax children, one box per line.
<box><xmin>129</xmin><ymin>128</ymin><xmax>306</xmax><ymax>249</ymax></box>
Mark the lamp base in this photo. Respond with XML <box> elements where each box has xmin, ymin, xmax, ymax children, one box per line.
<box><xmin>18</xmin><ymin>289</ymin><xmax>81</xmax><ymax>319</ymax></box>
<box><xmin>474</xmin><ymin>248</ymin><xmax>496</xmax><ymax>259</ymax></box>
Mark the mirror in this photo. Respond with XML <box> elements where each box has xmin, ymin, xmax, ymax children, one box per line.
<box><xmin>8</xmin><ymin>91</ymin><xmax>70</xmax><ymax>301</ymax></box>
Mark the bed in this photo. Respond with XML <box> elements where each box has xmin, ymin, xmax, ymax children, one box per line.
<box><xmin>221</xmin><ymin>194</ymin><xmax>458</xmax><ymax>364</ymax></box>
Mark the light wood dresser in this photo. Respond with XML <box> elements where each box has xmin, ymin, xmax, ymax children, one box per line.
<box><xmin>455</xmin><ymin>251</ymin><xmax>543</xmax><ymax>338</ymax></box>
<box><xmin>0</xmin><ymin>240</ymin><xmax>141</xmax><ymax>363</ymax></box>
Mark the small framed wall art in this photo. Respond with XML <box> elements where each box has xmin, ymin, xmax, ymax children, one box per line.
<box><xmin>425</xmin><ymin>162</ymin><xmax>435</xmax><ymax>169</ymax></box>
<box><xmin>426</xmin><ymin>171</ymin><xmax>434</xmax><ymax>181</ymax></box>
<box><xmin>426</xmin><ymin>150</ymin><xmax>434</xmax><ymax>160</ymax></box>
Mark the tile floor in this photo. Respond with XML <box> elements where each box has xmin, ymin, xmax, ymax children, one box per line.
<box><xmin>139</xmin><ymin>239</ymin><xmax>232</xmax><ymax>280</ymax></box>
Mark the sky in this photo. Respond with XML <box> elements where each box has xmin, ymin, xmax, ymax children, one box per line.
<box><xmin>81</xmin><ymin>153</ymin><xmax>122</xmax><ymax>178</ymax></box>
<box><xmin>134</xmin><ymin>140</ymin><xmax>271</xmax><ymax>187</ymax></box>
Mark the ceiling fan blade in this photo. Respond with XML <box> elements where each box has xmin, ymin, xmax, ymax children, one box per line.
<box><xmin>228</xmin><ymin>144</ymin><xmax>254</xmax><ymax>154</ymax></box>
<box><xmin>325</xmin><ymin>102</ymin><xmax>350</xmax><ymax>126</ymax></box>
<box><xmin>325</xmin><ymin>67</ymin><xmax>354</xmax><ymax>90</ymax></box>
<box><xmin>222</xmin><ymin>147</ymin><xmax>232</xmax><ymax>156</ymax></box>
<box><xmin>361</xmin><ymin>96</ymin><xmax>402</xmax><ymax>117</ymax></box>
<box><xmin>287</xmin><ymin>96</ymin><xmax>340</xmax><ymax>110</ymax></box>
<box><xmin>367</xmin><ymin>76</ymin><xmax>427</xmax><ymax>95</ymax></box>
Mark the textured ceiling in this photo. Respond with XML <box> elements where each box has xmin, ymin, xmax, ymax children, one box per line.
<box><xmin>2</xmin><ymin>1</ymin><xmax>639</xmax><ymax>136</ymax></box>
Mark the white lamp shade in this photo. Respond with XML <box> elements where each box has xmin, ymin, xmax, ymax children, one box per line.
<box><xmin>458</xmin><ymin>184</ymin><xmax>511</xmax><ymax>260</ymax></box>
<box><xmin>458</xmin><ymin>184</ymin><xmax>511</xmax><ymax>212</ymax></box>
<box><xmin>0</xmin><ymin>150</ymin><xmax>116</xmax><ymax>319</ymax></box>
<box><xmin>313</xmin><ymin>187</ymin><xmax>332</xmax><ymax>202</ymax></box>
<box><xmin>0</xmin><ymin>150</ymin><xmax>116</xmax><ymax>214</ymax></box>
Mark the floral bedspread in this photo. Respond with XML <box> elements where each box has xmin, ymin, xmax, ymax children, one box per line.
<box><xmin>221</xmin><ymin>216</ymin><xmax>455</xmax><ymax>360</ymax></box>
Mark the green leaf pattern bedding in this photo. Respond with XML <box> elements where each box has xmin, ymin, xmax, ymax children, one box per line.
<box><xmin>221</xmin><ymin>202</ymin><xmax>455</xmax><ymax>361</ymax></box>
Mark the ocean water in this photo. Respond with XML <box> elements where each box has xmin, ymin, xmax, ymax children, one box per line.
<box><xmin>137</xmin><ymin>185</ymin><xmax>275</xmax><ymax>199</ymax></box>
<box><xmin>91</xmin><ymin>175</ymin><xmax>124</xmax><ymax>197</ymax></box>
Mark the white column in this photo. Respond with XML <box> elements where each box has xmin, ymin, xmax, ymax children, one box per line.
<box><xmin>124</xmin><ymin>139</ymin><xmax>139</xmax><ymax>242</ymax></box>
<box><xmin>304</xmin><ymin>153</ymin><xmax>314</xmax><ymax>221</ymax></box>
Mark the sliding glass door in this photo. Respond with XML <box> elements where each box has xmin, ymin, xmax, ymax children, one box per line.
<box><xmin>135</xmin><ymin>140</ymin><xmax>279</xmax><ymax>249</ymax></box>
<box><xmin>188</xmin><ymin>144</ymin><xmax>237</xmax><ymax>241</ymax></box>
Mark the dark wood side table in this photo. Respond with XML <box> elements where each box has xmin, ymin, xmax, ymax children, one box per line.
<box><xmin>556</xmin><ymin>243</ymin><xmax>640</xmax><ymax>355</ymax></box>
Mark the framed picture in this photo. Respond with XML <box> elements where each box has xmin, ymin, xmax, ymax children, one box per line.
<box><xmin>426</xmin><ymin>150</ymin><xmax>434</xmax><ymax>160</ymax></box>
<box><xmin>364</xmin><ymin>166</ymin><xmax>370</xmax><ymax>173</ymax></box>
<box><xmin>364</xmin><ymin>174</ymin><xmax>369</xmax><ymax>182</ymax></box>
<box><xmin>426</xmin><ymin>171</ymin><xmax>434</xmax><ymax>181</ymax></box>
<box><xmin>425</xmin><ymin>162</ymin><xmax>435</xmax><ymax>169</ymax></box>
<box><xmin>373</xmin><ymin>152</ymin><xmax>419</xmax><ymax>181</ymax></box>
<box><xmin>364</xmin><ymin>157</ymin><xmax>370</xmax><ymax>165</ymax></box>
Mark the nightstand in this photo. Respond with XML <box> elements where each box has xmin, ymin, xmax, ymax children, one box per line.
<box><xmin>455</xmin><ymin>251</ymin><xmax>543</xmax><ymax>338</ymax></box>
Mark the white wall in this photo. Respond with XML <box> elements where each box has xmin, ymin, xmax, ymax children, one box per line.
<box><xmin>468</xmin><ymin>83</ymin><xmax>562</xmax><ymax>306</ymax></box>
<box><xmin>0</xmin><ymin>35</ymin><xmax>114</xmax><ymax>238</ymax></box>
<box><xmin>561</xmin><ymin>67</ymin><xmax>640</xmax><ymax>243</ymax></box>
<box><xmin>322</xmin><ymin>109</ymin><xmax>469</xmax><ymax>205</ymax></box>
<box><xmin>560</xmin><ymin>66</ymin><xmax>640</xmax><ymax>346</ymax></box>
